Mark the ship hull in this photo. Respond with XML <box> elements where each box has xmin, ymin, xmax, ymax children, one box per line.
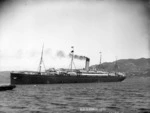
<box><xmin>11</xmin><ymin>73</ymin><xmax>126</xmax><ymax>85</ymax></box>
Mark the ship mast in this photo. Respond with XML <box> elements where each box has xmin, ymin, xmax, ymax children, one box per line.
<box><xmin>70</xmin><ymin>46</ymin><xmax>74</xmax><ymax>71</ymax></box>
<box><xmin>114</xmin><ymin>56</ymin><xmax>118</xmax><ymax>74</ymax></box>
<box><xmin>99</xmin><ymin>52</ymin><xmax>102</xmax><ymax>65</ymax></box>
<box><xmin>98</xmin><ymin>52</ymin><xmax>103</xmax><ymax>70</ymax></box>
<box><xmin>38</xmin><ymin>44</ymin><xmax>45</xmax><ymax>74</ymax></box>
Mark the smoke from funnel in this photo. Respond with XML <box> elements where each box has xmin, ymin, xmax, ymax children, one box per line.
<box><xmin>56</xmin><ymin>50</ymin><xmax>65</xmax><ymax>58</ymax></box>
<box><xmin>69</xmin><ymin>53</ymin><xmax>90</xmax><ymax>71</ymax></box>
<box><xmin>69</xmin><ymin>53</ymin><xmax>89</xmax><ymax>60</ymax></box>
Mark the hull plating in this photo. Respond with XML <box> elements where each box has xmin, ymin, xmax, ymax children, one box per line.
<box><xmin>11</xmin><ymin>73</ymin><xmax>126</xmax><ymax>85</ymax></box>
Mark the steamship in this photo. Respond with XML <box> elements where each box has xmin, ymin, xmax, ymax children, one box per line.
<box><xmin>10</xmin><ymin>46</ymin><xmax>126</xmax><ymax>85</ymax></box>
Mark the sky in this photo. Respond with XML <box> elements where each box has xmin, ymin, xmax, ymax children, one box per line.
<box><xmin>0</xmin><ymin>0</ymin><xmax>150</xmax><ymax>71</ymax></box>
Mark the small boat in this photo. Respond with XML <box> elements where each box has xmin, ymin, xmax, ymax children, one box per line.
<box><xmin>0</xmin><ymin>84</ymin><xmax>16</xmax><ymax>91</ymax></box>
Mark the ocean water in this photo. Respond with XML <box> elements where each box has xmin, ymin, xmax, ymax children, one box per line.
<box><xmin>0</xmin><ymin>77</ymin><xmax>150</xmax><ymax>113</ymax></box>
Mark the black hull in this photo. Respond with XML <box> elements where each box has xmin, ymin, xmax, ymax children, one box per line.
<box><xmin>11</xmin><ymin>73</ymin><xmax>126</xmax><ymax>85</ymax></box>
<box><xmin>0</xmin><ymin>85</ymin><xmax>16</xmax><ymax>91</ymax></box>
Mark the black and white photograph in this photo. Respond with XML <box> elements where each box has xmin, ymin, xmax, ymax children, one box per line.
<box><xmin>0</xmin><ymin>0</ymin><xmax>150</xmax><ymax>113</ymax></box>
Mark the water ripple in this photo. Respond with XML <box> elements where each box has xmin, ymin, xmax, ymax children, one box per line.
<box><xmin>0</xmin><ymin>77</ymin><xmax>150</xmax><ymax>113</ymax></box>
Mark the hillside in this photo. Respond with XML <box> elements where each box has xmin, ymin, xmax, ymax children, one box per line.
<box><xmin>0</xmin><ymin>58</ymin><xmax>150</xmax><ymax>83</ymax></box>
<box><xmin>90</xmin><ymin>58</ymin><xmax>150</xmax><ymax>77</ymax></box>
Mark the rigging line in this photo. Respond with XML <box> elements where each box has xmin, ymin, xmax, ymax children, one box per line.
<box><xmin>43</xmin><ymin>59</ymin><xmax>46</xmax><ymax>71</ymax></box>
<box><xmin>68</xmin><ymin>61</ymin><xmax>76</xmax><ymax>70</ymax></box>
<box><xmin>72</xmin><ymin>61</ymin><xmax>76</xmax><ymax>69</ymax></box>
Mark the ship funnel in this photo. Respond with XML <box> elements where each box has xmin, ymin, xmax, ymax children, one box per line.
<box><xmin>85</xmin><ymin>58</ymin><xmax>90</xmax><ymax>71</ymax></box>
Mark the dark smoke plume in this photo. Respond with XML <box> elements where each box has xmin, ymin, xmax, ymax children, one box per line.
<box><xmin>69</xmin><ymin>53</ymin><xmax>89</xmax><ymax>60</ymax></box>
<box><xmin>56</xmin><ymin>50</ymin><xmax>65</xmax><ymax>58</ymax></box>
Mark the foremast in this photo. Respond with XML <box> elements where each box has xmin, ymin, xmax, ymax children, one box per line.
<box><xmin>38</xmin><ymin>44</ymin><xmax>46</xmax><ymax>74</ymax></box>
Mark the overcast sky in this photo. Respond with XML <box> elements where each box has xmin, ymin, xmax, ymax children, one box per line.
<box><xmin>0</xmin><ymin>0</ymin><xmax>150</xmax><ymax>71</ymax></box>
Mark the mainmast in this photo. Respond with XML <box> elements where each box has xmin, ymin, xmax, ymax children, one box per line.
<box><xmin>70</xmin><ymin>46</ymin><xmax>74</xmax><ymax>71</ymax></box>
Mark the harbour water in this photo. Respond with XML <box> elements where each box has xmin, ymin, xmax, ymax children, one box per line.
<box><xmin>0</xmin><ymin>77</ymin><xmax>150</xmax><ymax>113</ymax></box>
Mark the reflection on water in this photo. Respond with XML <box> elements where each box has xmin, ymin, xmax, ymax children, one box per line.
<box><xmin>0</xmin><ymin>77</ymin><xmax>150</xmax><ymax>113</ymax></box>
